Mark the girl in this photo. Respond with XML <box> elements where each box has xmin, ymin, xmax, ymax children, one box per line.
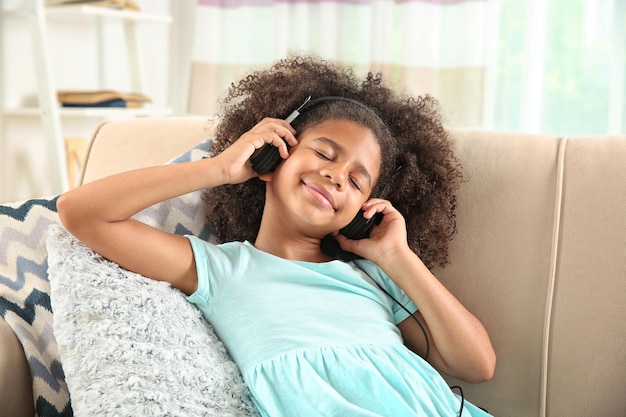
<box><xmin>58</xmin><ymin>55</ymin><xmax>495</xmax><ymax>416</ymax></box>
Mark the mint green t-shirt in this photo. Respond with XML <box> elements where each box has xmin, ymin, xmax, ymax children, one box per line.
<box><xmin>185</xmin><ymin>237</ymin><xmax>491</xmax><ymax>417</ymax></box>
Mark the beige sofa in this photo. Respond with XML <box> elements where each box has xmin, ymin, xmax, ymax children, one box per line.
<box><xmin>2</xmin><ymin>117</ymin><xmax>625</xmax><ymax>417</ymax></box>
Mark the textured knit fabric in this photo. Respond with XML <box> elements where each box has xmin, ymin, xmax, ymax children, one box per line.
<box><xmin>186</xmin><ymin>238</ymin><xmax>492</xmax><ymax>417</ymax></box>
<box><xmin>47</xmin><ymin>226</ymin><xmax>260</xmax><ymax>416</ymax></box>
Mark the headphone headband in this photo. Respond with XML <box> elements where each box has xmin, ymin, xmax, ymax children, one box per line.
<box><xmin>285</xmin><ymin>95</ymin><xmax>385</xmax><ymax>127</ymax></box>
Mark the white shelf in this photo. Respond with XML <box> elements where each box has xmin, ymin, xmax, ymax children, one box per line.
<box><xmin>45</xmin><ymin>5</ymin><xmax>172</xmax><ymax>23</ymax></box>
<box><xmin>1</xmin><ymin>0</ymin><xmax>174</xmax><ymax>194</ymax></box>
<box><xmin>4</xmin><ymin>106</ymin><xmax>173</xmax><ymax>118</ymax></box>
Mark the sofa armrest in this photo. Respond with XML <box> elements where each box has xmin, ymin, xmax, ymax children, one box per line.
<box><xmin>0</xmin><ymin>318</ymin><xmax>35</xmax><ymax>417</ymax></box>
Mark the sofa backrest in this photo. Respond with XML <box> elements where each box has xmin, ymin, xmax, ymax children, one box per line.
<box><xmin>81</xmin><ymin>117</ymin><xmax>218</xmax><ymax>184</ymax></box>
<box><xmin>437</xmin><ymin>130</ymin><xmax>626</xmax><ymax>417</ymax></box>
<box><xmin>82</xmin><ymin>118</ymin><xmax>626</xmax><ymax>417</ymax></box>
<box><xmin>436</xmin><ymin>130</ymin><xmax>561</xmax><ymax>416</ymax></box>
<box><xmin>544</xmin><ymin>136</ymin><xmax>625</xmax><ymax>417</ymax></box>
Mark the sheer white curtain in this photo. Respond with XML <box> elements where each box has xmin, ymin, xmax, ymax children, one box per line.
<box><xmin>494</xmin><ymin>0</ymin><xmax>625</xmax><ymax>135</ymax></box>
<box><xmin>186</xmin><ymin>0</ymin><xmax>625</xmax><ymax>135</ymax></box>
<box><xmin>188</xmin><ymin>0</ymin><xmax>492</xmax><ymax>128</ymax></box>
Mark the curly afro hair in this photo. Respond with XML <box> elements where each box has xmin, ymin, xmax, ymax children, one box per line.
<box><xmin>203</xmin><ymin>54</ymin><xmax>463</xmax><ymax>269</ymax></box>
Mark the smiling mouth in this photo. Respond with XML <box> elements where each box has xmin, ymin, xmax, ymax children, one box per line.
<box><xmin>304</xmin><ymin>183</ymin><xmax>336</xmax><ymax>211</ymax></box>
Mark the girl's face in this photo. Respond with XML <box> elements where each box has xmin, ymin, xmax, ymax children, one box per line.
<box><xmin>264</xmin><ymin>119</ymin><xmax>381</xmax><ymax>237</ymax></box>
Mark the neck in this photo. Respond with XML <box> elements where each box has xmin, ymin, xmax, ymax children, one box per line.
<box><xmin>255</xmin><ymin>220</ymin><xmax>334</xmax><ymax>263</ymax></box>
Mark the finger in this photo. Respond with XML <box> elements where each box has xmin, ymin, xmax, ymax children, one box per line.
<box><xmin>250</xmin><ymin>131</ymin><xmax>292</xmax><ymax>159</ymax></box>
<box><xmin>261</xmin><ymin>124</ymin><xmax>297</xmax><ymax>149</ymax></box>
<box><xmin>276</xmin><ymin>118</ymin><xmax>297</xmax><ymax>135</ymax></box>
<box><xmin>267</xmin><ymin>130</ymin><xmax>293</xmax><ymax>159</ymax></box>
<box><xmin>249</xmin><ymin>121</ymin><xmax>297</xmax><ymax>150</ymax></box>
<box><xmin>361</xmin><ymin>199</ymin><xmax>391</xmax><ymax>218</ymax></box>
<box><xmin>275</xmin><ymin>125</ymin><xmax>298</xmax><ymax>147</ymax></box>
<box><xmin>252</xmin><ymin>118</ymin><xmax>297</xmax><ymax>136</ymax></box>
<box><xmin>333</xmin><ymin>232</ymin><xmax>349</xmax><ymax>246</ymax></box>
<box><xmin>333</xmin><ymin>232</ymin><xmax>356</xmax><ymax>251</ymax></box>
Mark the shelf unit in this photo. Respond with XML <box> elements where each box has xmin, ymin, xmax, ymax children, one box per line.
<box><xmin>3</xmin><ymin>0</ymin><xmax>172</xmax><ymax>193</ymax></box>
<box><xmin>3</xmin><ymin>106</ymin><xmax>173</xmax><ymax>118</ymax></box>
<box><xmin>45</xmin><ymin>4</ymin><xmax>172</xmax><ymax>22</ymax></box>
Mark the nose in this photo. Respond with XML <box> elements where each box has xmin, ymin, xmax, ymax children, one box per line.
<box><xmin>322</xmin><ymin>164</ymin><xmax>347</xmax><ymax>189</ymax></box>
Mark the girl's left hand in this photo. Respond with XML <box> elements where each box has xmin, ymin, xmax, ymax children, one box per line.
<box><xmin>334</xmin><ymin>199</ymin><xmax>408</xmax><ymax>264</ymax></box>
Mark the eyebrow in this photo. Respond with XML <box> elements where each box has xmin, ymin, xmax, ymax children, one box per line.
<box><xmin>312</xmin><ymin>137</ymin><xmax>373</xmax><ymax>187</ymax></box>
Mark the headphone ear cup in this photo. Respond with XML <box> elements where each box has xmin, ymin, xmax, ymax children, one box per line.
<box><xmin>251</xmin><ymin>144</ymin><xmax>284</xmax><ymax>174</ymax></box>
<box><xmin>340</xmin><ymin>210</ymin><xmax>383</xmax><ymax>240</ymax></box>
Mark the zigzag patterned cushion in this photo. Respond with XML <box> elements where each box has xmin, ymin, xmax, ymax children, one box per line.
<box><xmin>0</xmin><ymin>138</ymin><xmax>213</xmax><ymax>416</ymax></box>
<box><xmin>0</xmin><ymin>196</ymin><xmax>70</xmax><ymax>416</ymax></box>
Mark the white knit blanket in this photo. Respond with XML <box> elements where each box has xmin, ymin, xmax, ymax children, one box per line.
<box><xmin>46</xmin><ymin>224</ymin><xmax>260</xmax><ymax>416</ymax></box>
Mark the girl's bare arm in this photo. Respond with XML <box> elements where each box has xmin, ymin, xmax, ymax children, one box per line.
<box><xmin>337</xmin><ymin>199</ymin><xmax>496</xmax><ymax>383</ymax></box>
<box><xmin>385</xmin><ymin>249</ymin><xmax>496</xmax><ymax>383</ymax></box>
<box><xmin>57</xmin><ymin>158</ymin><xmax>227</xmax><ymax>295</ymax></box>
<box><xmin>57</xmin><ymin>118</ymin><xmax>297</xmax><ymax>295</ymax></box>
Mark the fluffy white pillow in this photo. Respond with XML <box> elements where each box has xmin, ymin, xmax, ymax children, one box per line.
<box><xmin>47</xmin><ymin>225</ymin><xmax>260</xmax><ymax>416</ymax></box>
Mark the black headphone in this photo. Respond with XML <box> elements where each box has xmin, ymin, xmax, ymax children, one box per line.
<box><xmin>251</xmin><ymin>95</ymin><xmax>385</xmax><ymax>241</ymax></box>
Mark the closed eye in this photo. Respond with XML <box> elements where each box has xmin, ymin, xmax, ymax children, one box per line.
<box><xmin>349</xmin><ymin>176</ymin><xmax>362</xmax><ymax>191</ymax></box>
<box><xmin>315</xmin><ymin>150</ymin><xmax>332</xmax><ymax>161</ymax></box>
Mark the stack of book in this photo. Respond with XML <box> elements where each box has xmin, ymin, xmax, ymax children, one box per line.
<box><xmin>57</xmin><ymin>90</ymin><xmax>152</xmax><ymax>108</ymax></box>
<box><xmin>46</xmin><ymin>0</ymin><xmax>140</xmax><ymax>12</ymax></box>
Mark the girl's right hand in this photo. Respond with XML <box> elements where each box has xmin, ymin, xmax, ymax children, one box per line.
<box><xmin>216</xmin><ymin>117</ymin><xmax>297</xmax><ymax>184</ymax></box>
